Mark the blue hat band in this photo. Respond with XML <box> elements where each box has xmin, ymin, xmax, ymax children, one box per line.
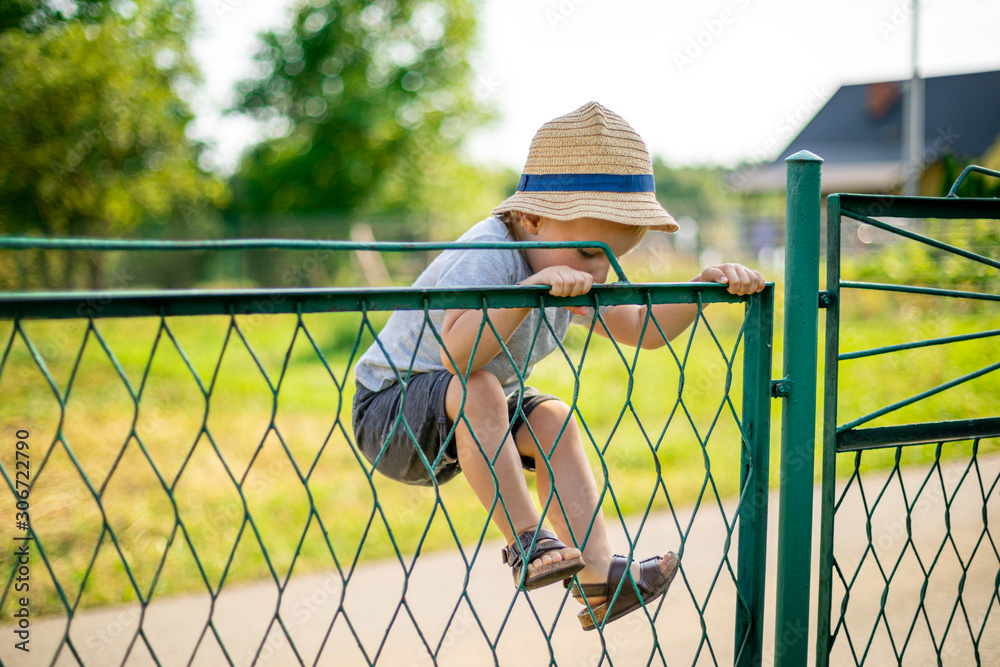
<box><xmin>516</xmin><ymin>173</ymin><xmax>655</xmax><ymax>193</ymax></box>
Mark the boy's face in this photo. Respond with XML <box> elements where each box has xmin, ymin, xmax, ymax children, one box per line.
<box><xmin>517</xmin><ymin>215</ymin><xmax>647</xmax><ymax>284</ymax></box>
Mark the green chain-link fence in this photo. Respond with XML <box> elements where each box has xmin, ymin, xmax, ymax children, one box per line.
<box><xmin>816</xmin><ymin>170</ymin><xmax>1000</xmax><ymax>666</ymax></box>
<box><xmin>0</xmin><ymin>239</ymin><xmax>774</xmax><ymax>666</ymax></box>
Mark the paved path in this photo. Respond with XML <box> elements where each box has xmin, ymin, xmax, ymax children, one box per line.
<box><xmin>4</xmin><ymin>454</ymin><xmax>998</xmax><ymax>666</ymax></box>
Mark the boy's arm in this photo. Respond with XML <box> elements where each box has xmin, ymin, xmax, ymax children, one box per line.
<box><xmin>599</xmin><ymin>264</ymin><xmax>765</xmax><ymax>349</ymax></box>
<box><xmin>440</xmin><ymin>266</ymin><xmax>594</xmax><ymax>375</ymax></box>
<box><xmin>439</xmin><ymin>306</ymin><xmax>531</xmax><ymax>376</ymax></box>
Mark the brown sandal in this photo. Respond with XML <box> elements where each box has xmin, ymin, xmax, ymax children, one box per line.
<box><xmin>568</xmin><ymin>551</ymin><xmax>680</xmax><ymax>631</ymax></box>
<box><xmin>502</xmin><ymin>527</ymin><xmax>585</xmax><ymax>591</ymax></box>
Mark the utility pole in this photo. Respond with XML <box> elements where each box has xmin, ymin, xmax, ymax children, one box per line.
<box><xmin>902</xmin><ymin>0</ymin><xmax>924</xmax><ymax>196</ymax></box>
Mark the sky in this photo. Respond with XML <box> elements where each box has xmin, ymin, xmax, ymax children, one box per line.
<box><xmin>187</xmin><ymin>0</ymin><xmax>1000</xmax><ymax>175</ymax></box>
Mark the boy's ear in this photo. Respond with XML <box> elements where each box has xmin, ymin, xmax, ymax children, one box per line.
<box><xmin>519</xmin><ymin>213</ymin><xmax>542</xmax><ymax>234</ymax></box>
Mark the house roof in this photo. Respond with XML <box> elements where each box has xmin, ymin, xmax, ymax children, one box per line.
<box><xmin>736</xmin><ymin>69</ymin><xmax>1000</xmax><ymax>193</ymax></box>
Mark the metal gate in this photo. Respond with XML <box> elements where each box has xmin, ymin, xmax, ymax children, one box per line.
<box><xmin>815</xmin><ymin>166</ymin><xmax>1000</xmax><ymax>665</ymax></box>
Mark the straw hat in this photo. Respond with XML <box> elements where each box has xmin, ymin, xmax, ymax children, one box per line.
<box><xmin>492</xmin><ymin>102</ymin><xmax>678</xmax><ymax>232</ymax></box>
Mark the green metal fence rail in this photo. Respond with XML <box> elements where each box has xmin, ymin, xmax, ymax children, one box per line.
<box><xmin>0</xmin><ymin>238</ymin><xmax>774</xmax><ymax>666</ymax></box>
<box><xmin>816</xmin><ymin>169</ymin><xmax>1000</xmax><ymax>665</ymax></box>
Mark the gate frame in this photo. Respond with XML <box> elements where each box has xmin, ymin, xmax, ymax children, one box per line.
<box><xmin>813</xmin><ymin>168</ymin><xmax>1000</xmax><ymax>665</ymax></box>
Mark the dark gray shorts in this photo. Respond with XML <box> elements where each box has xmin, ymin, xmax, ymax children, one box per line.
<box><xmin>352</xmin><ymin>370</ymin><xmax>557</xmax><ymax>486</ymax></box>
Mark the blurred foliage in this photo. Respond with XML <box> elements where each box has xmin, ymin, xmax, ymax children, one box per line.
<box><xmin>936</xmin><ymin>154</ymin><xmax>1000</xmax><ymax>198</ymax></box>
<box><xmin>846</xmin><ymin>217</ymin><xmax>1000</xmax><ymax>298</ymax></box>
<box><xmin>228</xmin><ymin>0</ymin><xmax>494</xmax><ymax>229</ymax></box>
<box><xmin>0</xmin><ymin>0</ymin><xmax>110</xmax><ymax>32</ymax></box>
<box><xmin>652</xmin><ymin>158</ymin><xmax>732</xmax><ymax>222</ymax></box>
<box><xmin>651</xmin><ymin>159</ymin><xmax>741</xmax><ymax>260</ymax></box>
<box><xmin>843</xmin><ymin>156</ymin><xmax>999</xmax><ymax>300</ymax></box>
<box><xmin>0</xmin><ymin>0</ymin><xmax>227</xmax><ymax>286</ymax></box>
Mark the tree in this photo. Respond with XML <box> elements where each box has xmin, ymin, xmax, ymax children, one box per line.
<box><xmin>228</xmin><ymin>0</ymin><xmax>490</xmax><ymax>220</ymax></box>
<box><xmin>0</xmin><ymin>0</ymin><xmax>226</xmax><ymax>286</ymax></box>
<box><xmin>1</xmin><ymin>0</ymin><xmax>111</xmax><ymax>33</ymax></box>
<box><xmin>652</xmin><ymin>158</ymin><xmax>732</xmax><ymax>222</ymax></box>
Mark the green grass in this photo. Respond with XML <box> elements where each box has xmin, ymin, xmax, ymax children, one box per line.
<box><xmin>828</xmin><ymin>288</ymin><xmax>1000</xmax><ymax>476</ymax></box>
<box><xmin>1</xmin><ymin>280</ymin><xmax>998</xmax><ymax>617</ymax></box>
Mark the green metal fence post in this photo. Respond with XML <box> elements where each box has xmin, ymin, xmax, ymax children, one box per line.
<box><xmin>735</xmin><ymin>285</ymin><xmax>774</xmax><ymax>667</ymax></box>
<box><xmin>774</xmin><ymin>150</ymin><xmax>823</xmax><ymax>667</ymax></box>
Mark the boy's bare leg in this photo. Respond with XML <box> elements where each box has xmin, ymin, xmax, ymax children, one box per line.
<box><xmin>516</xmin><ymin>399</ymin><xmax>672</xmax><ymax>606</ymax></box>
<box><xmin>445</xmin><ymin>371</ymin><xmax>581</xmax><ymax>573</ymax></box>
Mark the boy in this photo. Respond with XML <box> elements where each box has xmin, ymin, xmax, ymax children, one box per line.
<box><xmin>352</xmin><ymin>102</ymin><xmax>765</xmax><ymax>630</ymax></box>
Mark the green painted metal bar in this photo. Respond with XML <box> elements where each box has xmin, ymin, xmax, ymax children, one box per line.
<box><xmin>946</xmin><ymin>164</ymin><xmax>1000</xmax><ymax>197</ymax></box>
<box><xmin>839</xmin><ymin>328</ymin><xmax>1000</xmax><ymax>361</ymax></box>
<box><xmin>837</xmin><ymin>417</ymin><xmax>1000</xmax><ymax>451</ymax></box>
<box><xmin>816</xmin><ymin>193</ymin><xmax>842</xmax><ymax>667</ymax></box>
<box><xmin>774</xmin><ymin>150</ymin><xmax>823</xmax><ymax>667</ymax></box>
<box><xmin>839</xmin><ymin>281</ymin><xmax>1000</xmax><ymax>303</ymax></box>
<box><xmin>836</xmin><ymin>193</ymin><xmax>1000</xmax><ymax>220</ymax></box>
<box><xmin>0</xmin><ymin>283</ymin><xmax>747</xmax><ymax>320</ymax></box>
<box><xmin>837</xmin><ymin>359</ymin><xmax>1000</xmax><ymax>433</ymax></box>
<box><xmin>734</xmin><ymin>286</ymin><xmax>774</xmax><ymax>667</ymax></box>
<box><xmin>838</xmin><ymin>208</ymin><xmax>1000</xmax><ymax>270</ymax></box>
<box><xmin>0</xmin><ymin>237</ymin><xmax>631</xmax><ymax>283</ymax></box>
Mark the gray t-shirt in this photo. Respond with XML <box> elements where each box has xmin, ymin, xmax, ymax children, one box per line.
<box><xmin>354</xmin><ymin>216</ymin><xmax>591</xmax><ymax>395</ymax></box>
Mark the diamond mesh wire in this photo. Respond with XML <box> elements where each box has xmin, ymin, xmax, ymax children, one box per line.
<box><xmin>826</xmin><ymin>442</ymin><xmax>1000</xmax><ymax>665</ymax></box>
<box><xmin>0</xmin><ymin>282</ymin><xmax>771</xmax><ymax>666</ymax></box>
